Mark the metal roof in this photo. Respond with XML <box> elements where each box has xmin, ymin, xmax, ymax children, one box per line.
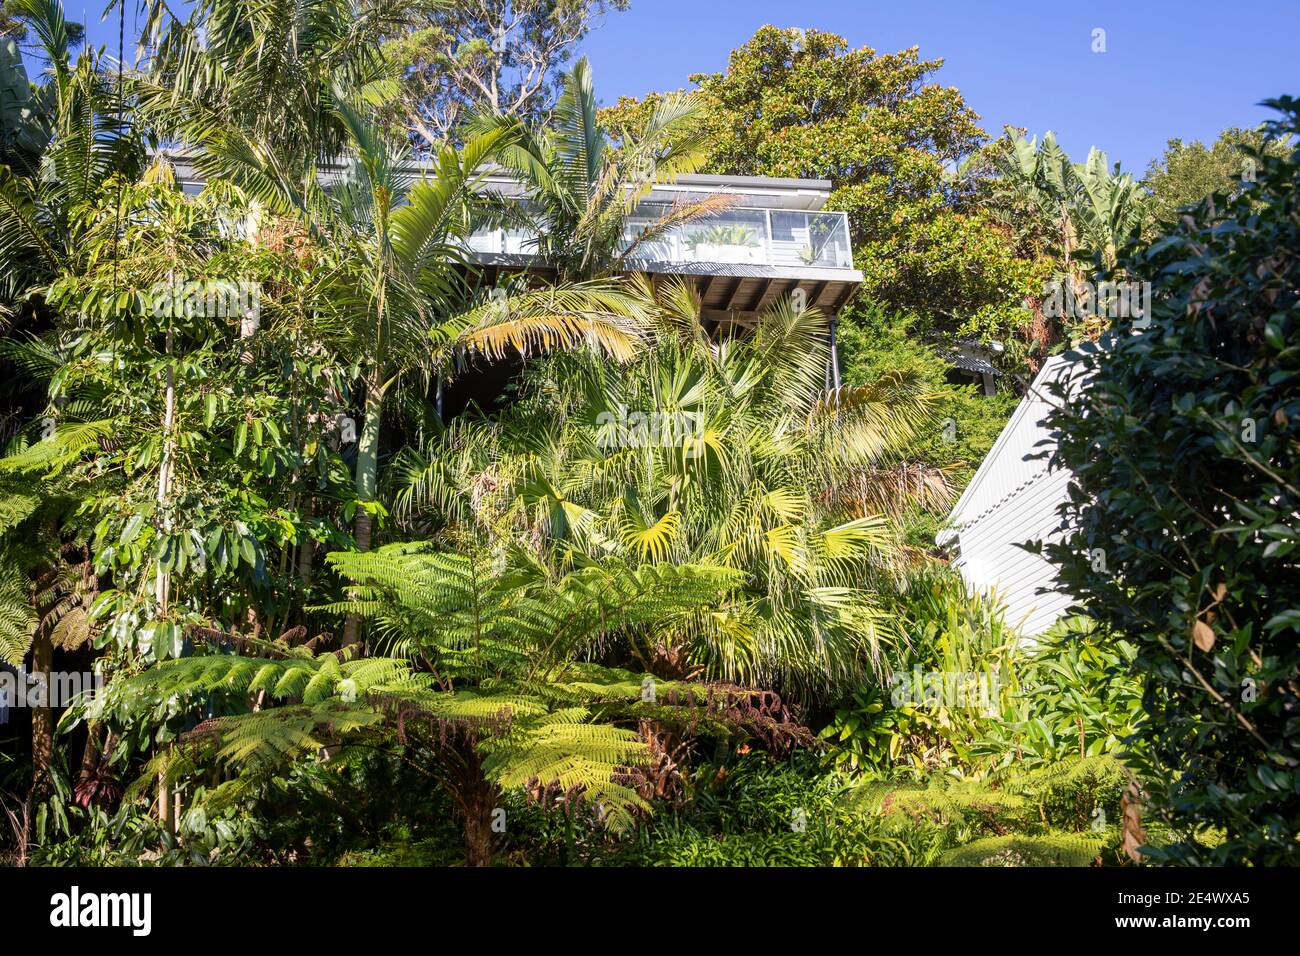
<box><xmin>937</xmin><ymin>351</ymin><xmax>1089</xmax><ymax>546</ymax></box>
<box><xmin>940</xmin><ymin>349</ymin><xmax>1001</xmax><ymax>376</ymax></box>
<box><xmin>160</xmin><ymin>152</ymin><xmax>833</xmax><ymax>206</ymax></box>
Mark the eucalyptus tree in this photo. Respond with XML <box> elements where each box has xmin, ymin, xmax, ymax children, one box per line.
<box><xmin>381</xmin><ymin>0</ymin><xmax>630</xmax><ymax>146</ymax></box>
<box><xmin>393</xmin><ymin>282</ymin><xmax>945</xmax><ymax>702</ymax></box>
<box><xmin>1140</xmin><ymin>127</ymin><xmax>1292</xmax><ymax>237</ymax></box>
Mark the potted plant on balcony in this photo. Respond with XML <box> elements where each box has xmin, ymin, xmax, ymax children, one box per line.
<box><xmin>685</xmin><ymin>224</ymin><xmax>763</xmax><ymax>263</ymax></box>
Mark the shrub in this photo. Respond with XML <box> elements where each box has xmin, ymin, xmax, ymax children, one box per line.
<box><xmin>1040</xmin><ymin>98</ymin><xmax>1300</xmax><ymax>865</ymax></box>
<box><xmin>972</xmin><ymin>617</ymin><xmax>1144</xmax><ymax>771</ymax></box>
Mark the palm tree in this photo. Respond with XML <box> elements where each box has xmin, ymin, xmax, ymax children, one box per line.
<box><xmin>16</xmin><ymin>2</ymin><xmax>661</xmax><ymax>652</ymax></box>
<box><xmin>191</xmin><ymin>92</ymin><xmax>657</xmax><ymax>645</ymax></box>
<box><xmin>134</xmin><ymin>0</ymin><xmax>407</xmax><ymax>170</ymax></box>
<box><xmin>479</xmin><ymin>57</ymin><xmax>732</xmax><ymax>282</ymax></box>
<box><xmin>0</xmin><ymin>0</ymin><xmax>141</xmax><ymax>793</ymax></box>
<box><xmin>393</xmin><ymin>281</ymin><xmax>949</xmax><ymax>703</ymax></box>
<box><xmin>0</xmin><ymin>0</ymin><xmax>141</xmax><ymax>312</ymax></box>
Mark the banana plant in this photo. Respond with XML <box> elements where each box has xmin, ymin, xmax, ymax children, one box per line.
<box><xmin>995</xmin><ymin>131</ymin><xmax>1144</xmax><ymax>268</ymax></box>
<box><xmin>0</xmin><ymin>33</ymin><xmax>52</xmax><ymax>172</ymax></box>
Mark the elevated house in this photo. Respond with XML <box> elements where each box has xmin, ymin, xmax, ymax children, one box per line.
<box><xmin>168</xmin><ymin>156</ymin><xmax>864</xmax><ymax>383</ymax></box>
<box><xmin>466</xmin><ymin>171</ymin><xmax>861</xmax><ymax>335</ymax></box>
<box><xmin>936</xmin><ymin>352</ymin><xmax>1089</xmax><ymax>636</ymax></box>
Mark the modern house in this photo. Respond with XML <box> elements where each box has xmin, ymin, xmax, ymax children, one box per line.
<box><xmin>465</xmin><ymin>171</ymin><xmax>862</xmax><ymax>337</ymax></box>
<box><xmin>169</xmin><ymin>156</ymin><xmax>864</xmax><ymax>339</ymax></box>
<box><xmin>936</xmin><ymin>352</ymin><xmax>1087</xmax><ymax>636</ymax></box>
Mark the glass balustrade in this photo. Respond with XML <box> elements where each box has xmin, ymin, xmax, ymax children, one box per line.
<box><xmin>463</xmin><ymin>203</ymin><xmax>854</xmax><ymax>269</ymax></box>
<box><xmin>623</xmin><ymin>204</ymin><xmax>853</xmax><ymax>269</ymax></box>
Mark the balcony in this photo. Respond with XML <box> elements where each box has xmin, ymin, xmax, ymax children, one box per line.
<box><xmin>466</xmin><ymin>205</ymin><xmax>854</xmax><ymax>271</ymax></box>
<box><xmin>622</xmin><ymin>206</ymin><xmax>853</xmax><ymax>270</ymax></box>
<box><xmin>464</xmin><ymin>186</ymin><xmax>863</xmax><ymax>323</ymax></box>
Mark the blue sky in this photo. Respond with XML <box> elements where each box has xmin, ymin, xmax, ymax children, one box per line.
<box><xmin>577</xmin><ymin>0</ymin><xmax>1300</xmax><ymax>173</ymax></box>
<box><xmin>66</xmin><ymin>0</ymin><xmax>1299</xmax><ymax>173</ymax></box>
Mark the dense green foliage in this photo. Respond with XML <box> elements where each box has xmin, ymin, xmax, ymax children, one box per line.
<box><xmin>402</xmin><ymin>290</ymin><xmax>944</xmax><ymax>702</ymax></box>
<box><xmin>1141</xmin><ymin>126</ymin><xmax>1292</xmax><ymax>237</ymax></box>
<box><xmin>0</xmin><ymin>1</ymin><xmax>1291</xmax><ymax>870</ymax></box>
<box><xmin>1041</xmin><ymin>100</ymin><xmax>1300</xmax><ymax>865</ymax></box>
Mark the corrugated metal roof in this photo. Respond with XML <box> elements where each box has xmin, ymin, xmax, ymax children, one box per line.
<box><xmin>939</xmin><ymin>353</ymin><xmax>1085</xmax><ymax>542</ymax></box>
<box><xmin>940</xmin><ymin>348</ymin><xmax>1001</xmax><ymax>376</ymax></box>
<box><xmin>937</xmin><ymin>348</ymin><xmax>1094</xmax><ymax>635</ymax></box>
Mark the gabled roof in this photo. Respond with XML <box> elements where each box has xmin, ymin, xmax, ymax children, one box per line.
<box><xmin>937</xmin><ymin>349</ymin><xmax>1090</xmax><ymax>546</ymax></box>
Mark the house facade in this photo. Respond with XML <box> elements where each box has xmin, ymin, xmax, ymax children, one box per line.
<box><xmin>169</xmin><ymin>157</ymin><xmax>863</xmax><ymax>334</ymax></box>
<box><xmin>936</xmin><ymin>352</ymin><xmax>1087</xmax><ymax>636</ymax></box>
<box><xmin>168</xmin><ymin>154</ymin><xmax>864</xmax><ymax>411</ymax></box>
<box><xmin>465</xmin><ymin>172</ymin><xmax>862</xmax><ymax>334</ymax></box>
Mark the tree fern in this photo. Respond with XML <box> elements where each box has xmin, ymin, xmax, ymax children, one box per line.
<box><xmin>838</xmin><ymin>756</ymin><xmax>1130</xmax><ymax>865</ymax></box>
<box><xmin>107</xmin><ymin>546</ymin><xmax>741</xmax><ymax>853</ymax></box>
<box><xmin>939</xmin><ymin>832</ymin><xmax>1106</xmax><ymax>867</ymax></box>
<box><xmin>0</xmin><ymin>546</ymin><xmax>36</xmax><ymax>665</ymax></box>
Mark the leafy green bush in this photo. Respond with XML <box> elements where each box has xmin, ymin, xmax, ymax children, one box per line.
<box><xmin>602</xmin><ymin>757</ymin><xmax>948</xmax><ymax>867</ymax></box>
<box><xmin>836</xmin><ymin>301</ymin><xmax>1018</xmax><ymax>550</ymax></box>
<box><xmin>1040</xmin><ymin>98</ymin><xmax>1300</xmax><ymax>865</ymax></box>
<box><xmin>972</xmin><ymin>617</ymin><xmax>1143</xmax><ymax>770</ymax></box>
<box><xmin>819</xmin><ymin>567</ymin><xmax>1022</xmax><ymax>775</ymax></box>
<box><xmin>595</xmin><ymin>753</ymin><xmax>1128</xmax><ymax>867</ymax></box>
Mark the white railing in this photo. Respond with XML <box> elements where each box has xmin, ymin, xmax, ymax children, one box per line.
<box><xmin>623</xmin><ymin>205</ymin><xmax>853</xmax><ymax>269</ymax></box>
<box><xmin>465</xmin><ymin>204</ymin><xmax>854</xmax><ymax>270</ymax></box>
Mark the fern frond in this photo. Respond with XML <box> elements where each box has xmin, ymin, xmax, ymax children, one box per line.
<box><xmin>939</xmin><ymin>832</ymin><xmax>1106</xmax><ymax>867</ymax></box>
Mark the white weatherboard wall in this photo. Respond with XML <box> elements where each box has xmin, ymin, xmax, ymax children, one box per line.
<box><xmin>937</xmin><ymin>354</ymin><xmax>1085</xmax><ymax>636</ymax></box>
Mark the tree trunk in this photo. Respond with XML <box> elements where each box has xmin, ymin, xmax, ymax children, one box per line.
<box><xmin>157</xmin><ymin>768</ymin><xmax>172</xmax><ymax>833</ymax></box>
<box><xmin>353</xmin><ymin>377</ymin><xmax>384</xmax><ymax>503</ymax></box>
<box><xmin>462</xmin><ymin>791</ymin><xmax>495</xmax><ymax>868</ymax></box>
<box><xmin>341</xmin><ymin>378</ymin><xmax>384</xmax><ymax>648</ymax></box>
<box><xmin>155</xmin><ymin>327</ymin><xmax>177</xmax><ymax>833</ymax></box>
<box><xmin>296</xmin><ymin>498</ymin><xmax>315</xmax><ymax>587</ymax></box>
<box><xmin>155</xmin><ymin>328</ymin><xmax>176</xmax><ymax>612</ymax></box>
<box><xmin>77</xmin><ymin>721</ymin><xmax>103</xmax><ymax>783</ymax></box>
<box><xmin>29</xmin><ymin>630</ymin><xmax>53</xmax><ymax>795</ymax></box>
<box><xmin>829</xmin><ymin>319</ymin><xmax>842</xmax><ymax>390</ymax></box>
<box><xmin>455</xmin><ymin>745</ymin><xmax>499</xmax><ymax>868</ymax></box>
